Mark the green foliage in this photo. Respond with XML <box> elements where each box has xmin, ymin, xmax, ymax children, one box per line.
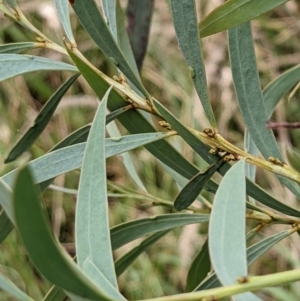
<box><xmin>1</xmin><ymin>1</ymin><xmax>300</xmax><ymax>301</ymax></box>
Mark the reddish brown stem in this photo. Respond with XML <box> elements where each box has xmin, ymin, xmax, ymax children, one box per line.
<box><xmin>267</xmin><ymin>121</ymin><xmax>300</xmax><ymax>129</ymax></box>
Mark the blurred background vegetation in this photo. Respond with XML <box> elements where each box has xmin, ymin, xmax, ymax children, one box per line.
<box><xmin>1</xmin><ymin>1</ymin><xmax>300</xmax><ymax>300</ymax></box>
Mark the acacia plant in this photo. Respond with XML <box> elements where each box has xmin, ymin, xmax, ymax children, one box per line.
<box><xmin>0</xmin><ymin>0</ymin><xmax>300</xmax><ymax>300</ymax></box>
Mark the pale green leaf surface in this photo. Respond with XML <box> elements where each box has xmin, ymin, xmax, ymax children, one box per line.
<box><xmin>114</xmin><ymin>215</ymin><xmax>206</xmax><ymax>252</ymax></box>
<box><xmin>5</xmin><ymin>74</ymin><xmax>80</xmax><ymax>163</ymax></box>
<box><xmin>247</xmin><ymin>230</ymin><xmax>292</xmax><ymax>264</ymax></box>
<box><xmin>199</xmin><ymin>0</ymin><xmax>289</xmax><ymax>38</ymax></box>
<box><xmin>244</xmin><ymin>129</ymin><xmax>259</xmax><ymax>204</ymax></box>
<box><xmin>3</xmin><ymin>132</ymin><xmax>171</xmax><ymax>187</ymax></box>
<box><xmin>115</xmin><ymin>230</ymin><xmax>169</xmax><ymax>276</ymax></box>
<box><xmin>0</xmin><ymin>132</ymin><xmax>172</xmax><ymax>243</ymax></box>
<box><xmin>228</xmin><ymin>22</ymin><xmax>300</xmax><ymax>198</ymax></box>
<box><xmin>76</xmin><ymin>88</ymin><xmax>118</xmax><ymax>288</ymax></box>
<box><xmin>170</xmin><ymin>0</ymin><xmax>216</xmax><ymax>126</ymax></box>
<box><xmin>246</xmin><ymin>228</ymin><xmax>260</xmax><ymax>245</ymax></box>
<box><xmin>0</xmin><ymin>271</ymin><xmax>34</xmax><ymax>301</ymax></box>
<box><xmin>49</xmin><ymin>106</ymin><xmax>131</xmax><ymax>153</ymax></box>
<box><xmin>209</xmin><ymin>159</ymin><xmax>247</xmax><ymax>285</ymax></box>
<box><xmin>111</xmin><ymin>213</ymin><xmax>210</xmax><ymax>250</ymax></box>
<box><xmin>106</xmin><ymin>120</ymin><xmax>147</xmax><ymax>192</ymax></box>
<box><xmin>0</xmin><ymin>42</ymin><xmax>38</xmax><ymax>54</ymax></box>
<box><xmin>101</xmin><ymin>0</ymin><xmax>117</xmax><ymax>41</ymax></box>
<box><xmin>0</xmin><ymin>179</ymin><xmax>14</xmax><ymax>223</ymax></box>
<box><xmin>13</xmin><ymin>166</ymin><xmax>113</xmax><ymax>301</ymax></box>
<box><xmin>71</xmin><ymin>0</ymin><xmax>147</xmax><ymax>97</ymax></box>
<box><xmin>54</xmin><ymin>0</ymin><xmax>76</xmax><ymax>44</ymax></box>
<box><xmin>82</xmin><ymin>259</ymin><xmax>125</xmax><ymax>300</ymax></box>
<box><xmin>244</xmin><ymin>129</ymin><xmax>258</xmax><ymax>182</ymax></box>
<box><xmin>195</xmin><ymin>229</ymin><xmax>292</xmax><ymax>290</ymax></box>
<box><xmin>38</xmin><ymin>107</ymin><xmax>131</xmax><ymax>191</ymax></box>
<box><xmin>0</xmin><ymin>54</ymin><xmax>77</xmax><ymax>81</ymax></box>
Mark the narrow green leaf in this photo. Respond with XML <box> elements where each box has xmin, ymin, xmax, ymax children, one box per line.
<box><xmin>174</xmin><ymin>158</ymin><xmax>225</xmax><ymax>210</ymax></box>
<box><xmin>101</xmin><ymin>0</ymin><xmax>118</xmax><ymax>41</ymax></box>
<box><xmin>3</xmin><ymin>132</ymin><xmax>174</xmax><ymax>188</ymax></box>
<box><xmin>106</xmin><ymin>105</ymin><xmax>133</xmax><ymax>125</ymax></box>
<box><xmin>42</xmin><ymin>286</ymin><xmax>66</xmax><ymax>301</ymax></box>
<box><xmin>247</xmin><ymin>229</ymin><xmax>292</xmax><ymax>264</ymax></box>
<box><xmin>244</xmin><ymin>130</ymin><xmax>258</xmax><ymax>180</ymax></box>
<box><xmin>0</xmin><ymin>178</ymin><xmax>14</xmax><ymax>223</ymax></box>
<box><xmin>264</xmin><ymin>64</ymin><xmax>300</xmax><ymax>118</ymax></box>
<box><xmin>209</xmin><ymin>159</ymin><xmax>247</xmax><ymax>285</ymax></box>
<box><xmin>244</xmin><ymin>62</ymin><xmax>300</xmax><ymax>181</ymax></box>
<box><xmin>0</xmin><ymin>270</ymin><xmax>34</xmax><ymax>301</ymax></box>
<box><xmin>37</xmin><ymin>107</ymin><xmax>131</xmax><ymax>191</ymax></box>
<box><xmin>0</xmin><ymin>54</ymin><xmax>77</xmax><ymax>81</ymax></box>
<box><xmin>76</xmin><ymin>87</ymin><xmax>118</xmax><ymax>289</ymax></box>
<box><xmin>54</xmin><ymin>0</ymin><xmax>76</xmax><ymax>44</ymax></box>
<box><xmin>71</xmin><ymin>0</ymin><xmax>148</xmax><ymax>97</ymax></box>
<box><xmin>0</xmin><ymin>213</ymin><xmax>13</xmax><ymax>243</ymax></box>
<box><xmin>115</xmin><ymin>230</ymin><xmax>169</xmax><ymax>276</ymax></box>
<box><xmin>13</xmin><ymin>166</ymin><xmax>113</xmax><ymax>301</ymax></box>
<box><xmin>126</xmin><ymin>0</ymin><xmax>154</xmax><ymax>70</ymax></box>
<box><xmin>5</xmin><ymin>74</ymin><xmax>80</xmax><ymax>163</ymax></box>
<box><xmin>38</xmin><ymin>125</ymin><xmax>90</xmax><ymax>193</ymax></box>
<box><xmin>0</xmin><ymin>42</ymin><xmax>38</xmax><ymax>54</ymax></box>
<box><xmin>228</xmin><ymin>22</ymin><xmax>300</xmax><ymax>198</ymax></box>
<box><xmin>195</xmin><ymin>229</ymin><xmax>292</xmax><ymax>291</ymax></box>
<box><xmin>49</xmin><ymin>106</ymin><xmax>131</xmax><ymax>153</ymax></box>
<box><xmin>82</xmin><ymin>259</ymin><xmax>125</xmax><ymax>300</ymax></box>
<box><xmin>186</xmin><ymin>238</ymin><xmax>210</xmax><ymax>292</ymax></box>
<box><xmin>111</xmin><ymin>213</ymin><xmax>210</xmax><ymax>250</ymax></box>
<box><xmin>199</xmin><ymin>0</ymin><xmax>289</xmax><ymax>38</ymax></box>
<box><xmin>51</xmin><ymin>125</ymin><xmax>91</xmax><ymax>151</ymax></box>
<box><xmin>170</xmin><ymin>0</ymin><xmax>216</xmax><ymax>127</ymax></box>
<box><xmin>107</xmin><ymin>120</ymin><xmax>147</xmax><ymax>192</ymax></box>
<box><xmin>246</xmin><ymin>180</ymin><xmax>300</xmax><ymax>217</ymax></box>
<box><xmin>67</xmin><ymin>48</ymin><xmax>202</xmax><ymax>180</ymax></box>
